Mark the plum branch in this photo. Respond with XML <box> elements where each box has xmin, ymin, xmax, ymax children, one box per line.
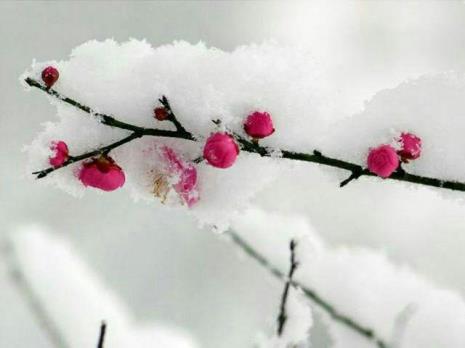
<box><xmin>24</xmin><ymin>77</ymin><xmax>465</xmax><ymax>193</ymax></box>
<box><xmin>24</xmin><ymin>75</ymin><xmax>396</xmax><ymax>347</ymax></box>
<box><xmin>276</xmin><ymin>239</ymin><xmax>298</xmax><ymax>336</ymax></box>
<box><xmin>225</xmin><ymin>230</ymin><xmax>388</xmax><ymax>348</ymax></box>
<box><xmin>96</xmin><ymin>321</ymin><xmax>107</xmax><ymax>348</ymax></box>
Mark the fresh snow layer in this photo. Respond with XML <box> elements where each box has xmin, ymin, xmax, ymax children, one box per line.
<box><xmin>7</xmin><ymin>226</ymin><xmax>198</xmax><ymax>348</ymax></box>
<box><xmin>22</xmin><ymin>40</ymin><xmax>465</xmax><ymax>228</ymax></box>
<box><xmin>231</xmin><ymin>208</ymin><xmax>465</xmax><ymax>348</ymax></box>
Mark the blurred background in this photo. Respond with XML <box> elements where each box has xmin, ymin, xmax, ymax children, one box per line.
<box><xmin>3</xmin><ymin>1</ymin><xmax>465</xmax><ymax>347</ymax></box>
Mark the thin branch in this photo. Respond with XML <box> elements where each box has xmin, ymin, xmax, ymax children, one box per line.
<box><xmin>96</xmin><ymin>321</ymin><xmax>107</xmax><ymax>348</ymax></box>
<box><xmin>158</xmin><ymin>95</ymin><xmax>194</xmax><ymax>139</ymax></box>
<box><xmin>225</xmin><ymin>230</ymin><xmax>388</xmax><ymax>348</ymax></box>
<box><xmin>25</xmin><ymin>78</ymin><xmax>195</xmax><ymax>141</ymax></box>
<box><xmin>25</xmin><ymin>76</ymin><xmax>465</xmax><ymax>193</ymax></box>
<box><xmin>33</xmin><ymin>132</ymin><xmax>144</xmax><ymax>179</ymax></box>
<box><xmin>1</xmin><ymin>239</ymin><xmax>69</xmax><ymax>348</ymax></box>
<box><xmin>277</xmin><ymin>239</ymin><xmax>299</xmax><ymax>336</ymax></box>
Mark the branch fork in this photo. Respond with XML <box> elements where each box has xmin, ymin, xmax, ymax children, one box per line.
<box><xmin>25</xmin><ymin>76</ymin><xmax>465</xmax><ymax>193</ymax></box>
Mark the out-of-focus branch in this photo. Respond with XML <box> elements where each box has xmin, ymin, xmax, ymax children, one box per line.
<box><xmin>1</xmin><ymin>239</ymin><xmax>69</xmax><ymax>348</ymax></box>
<box><xmin>25</xmin><ymin>76</ymin><xmax>465</xmax><ymax>193</ymax></box>
<box><xmin>96</xmin><ymin>321</ymin><xmax>107</xmax><ymax>348</ymax></box>
<box><xmin>225</xmin><ymin>230</ymin><xmax>388</xmax><ymax>348</ymax></box>
<box><xmin>276</xmin><ymin>239</ymin><xmax>298</xmax><ymax>336</ymax></box>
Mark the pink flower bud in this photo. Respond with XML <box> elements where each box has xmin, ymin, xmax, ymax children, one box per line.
<box><xmin>203</xmin><ymin>132</ymin><xmax>239</xmax><ymax>169</ymax></box>
<box><xmin>78</xmin><ymin>155</ymin><xmax>125</xmax><ymax>192</ymax></box>
<box><xmin>367</xmin><ymin>144</ymin><xmax>399</xmax><ymax>178</ymax></box>
<box><xmin>162</xmin><ymin>147</ymin><xmax>199</xmax><ymax>207</ymax></box>
<box><xmin>41</xmin><ymin>66</ymin><xmax>59</xmax><ymax>88</ymax></box>
<box><xmin>49</xmin><ymin>141</ymin><xmax>69</xmax><ymax>168</ymax></box>
<box><xmin>397</xmin><ymin>132</ymin><xmax>421</xmax><ymax>162</ymax></box>
<box><xmin>244</xmin><ymin>111</ymin><xmax>275</xmax><ymax>139</ymax></box>
<box><xmin>154</xmin><ymin>106</ymin><xmax>169</xmax><ymax>121</ymax></box>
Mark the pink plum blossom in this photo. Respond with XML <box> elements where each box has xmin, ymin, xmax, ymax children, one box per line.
<box><xmin>397</xmin><ymin>132</ymin><xmax>421</xmax><ymax>162</ymax></box>
<box><xmin>161</xmin><ymin>146</ymin><xmax>199</xmax><ymax>207</ymax></box>
<box><xmin>49</xmin><ymin>140</ymin><xmax>69</xmax><ymax>168</ymax></box>
<box><xmin>367</xmin><ymin>144</ymin><xmax>399</xmax><ymax>178</ymax></box>
<box><xmin>78</xmin><ymin>155</ymin><xmax>125</xmax><ymax>192</ymax></box>
<box><xmin>244</xmin><ymin>111</ymin><xmax>275</xmax><ymax>139</ymax></box>
<box><xmin>203</xmin><ymin>132</ymin><xmax>239</xmax><ymax>169</ymax></box>
<box><xmin>41</xmin><ymin>66</ymin><xmax>59</xmax><ymax>88</ymax></box>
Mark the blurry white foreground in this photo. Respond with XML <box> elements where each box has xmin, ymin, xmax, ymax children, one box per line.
<box><xmin>2</xmin><ymin>226</ymin><xmax>198</xmax><ymax>348</ymax></box>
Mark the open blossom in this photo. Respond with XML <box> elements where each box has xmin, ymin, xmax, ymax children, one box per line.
<box><xmin>397</xmin><ymin>132</ymin><xmax>421</xmax><ymax>162</ymax></box>
<box><xmin>49</xmin><ymin>141</ymin><xmax>69</xmax><ymax>167</ymax></box>
<box><xmin>203</xmin><ymin>132</ymin><xmax>239</xmax><ymax>168</ymax></box>
<box><xmin>158</xmin><ymin>146</ymin><xmax>199</xmax><ymax>207</ymax></box>
<box><xmin>367</xmin><ymin>144</ymin><xmax>399</xmax><ymax>178</ymax></box>
<box><xmin>78</xmin><ymin>155</ymin><xmax>125</xmax><ymax>192</ymax></box>
<box><xmin>244</xmin><ymin>111</ymin><xmax>275</xmax><ymax>139</ymax></box>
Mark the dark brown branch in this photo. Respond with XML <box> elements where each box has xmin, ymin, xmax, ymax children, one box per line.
<box><xmin>25</xmin><ymin>78</ymin><xmax>195</xmax><ymax>141</ymax></box>
<box><xmin>25</xmin><ymin>76</ymin><xmax>465</xmax><ymax>194</ymax></box>
<box><xmin>32</xmin><ymin>132</ymin><xmax>144</xmax><ymax>179</ymax></box>
<box><xmin>277</xmin><ymin>239</ymin><xmax>299</xmax><ymax>336</ymax></box>
<box><xmin>158</xmin><ymin>95</ymin><xmax>194</xmax><ymax>139</ymax></box>
<box><xmin>225</xmin><ymin>230</ymin><xmax>387</xmax><ymax>348</ymax></box>
<box><xmin>96</xmin><ymin>321</ymin><xmax>107</xmax><ymax>348</ymax></box>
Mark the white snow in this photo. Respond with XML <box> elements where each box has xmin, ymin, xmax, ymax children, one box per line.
<box><xmin>231</xmin><ymin>208</ymin><xmax>465</xmax><ymax>348</ymax></box>
<box><xmin>21</xmin><ymin>39</ymin><xmax>351</xmax><ymax>228</ymax></box>
<box><xmin>6</xmin><ymin>226</ymin><xmax>198</xmax><ymax>348</ymax></box>
<box><xmin>23</xmin><ymin>40</ymin><xmax>465</xmax><ymax>228</ymax></box>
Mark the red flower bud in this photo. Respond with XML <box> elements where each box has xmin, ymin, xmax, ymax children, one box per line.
<box><xmin>397</xmin><ymin>132</ymin><xmax>421</xmax><ymax>162</ymax></box>
<box><xmin>244</xmin><ymin>111</ymin><xmax>275</xmax><ymax>139</ymax></box>
<box><xmin>203</xmin><ymin>132</ymin><xmax>239</xmax><ymax>169</ymax></box>
<box><xmin>78</xmin><ymin>155</ymin><xmax>125</xmax><ymax>192</ymax></box>
<box><xmin>41</xmin><ymin>66</ymin><xmax>59</xmax><ymax>88</ymax></box>
<box><xmin>367</xmin><ymin>144</ymin><xmax>399</xmax><ymax>178</ymax></box>
<box><xmin>154</xmin><ymin>107</ymin><xmax>169</xmax><ymax>121</ymax></box>
<box><xmin>49</xmin><ymin>141</ymin><xmax>69</xmax><ymax>168</ymax></box>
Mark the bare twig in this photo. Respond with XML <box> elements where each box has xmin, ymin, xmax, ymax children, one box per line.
<box><xmin>96</xmin><ymin>321</ymin><xmax>107</xmax><ymax>348</ymax></box>
<box><xmin>24</xmin><ymin>77</ymin><xmax>465</xmax><ymax>193</ymax></box>
<box><xmin>277</xmin><ymin>239</ymin><xmax>299</xmax><ymax>336</ymax></box>
<box><xmin>1</xmin><ymin>239</ymin><xmax>69</xmax><ymax>348</ymax></box>
<box><xmin>225</xmin><ymin>230</ymin><xmax>388</xmax><ymax>348</ymax></box>
<box><xmin>32</xmin><ymin>132</ymin><xmax>143</xmax><ymax>178</ymax></box>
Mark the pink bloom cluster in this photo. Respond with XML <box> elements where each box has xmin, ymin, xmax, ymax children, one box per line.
<box><xmin>202</xmin><ymin>111</ymin><xmax>275</xmax><ymax>168</ymax></box>
<box><xmin>42</xmin><ymin>68</ymin><xmax>278</xmax><ymax>199</ymax></box>
<box><xmin>41</xmin><ymin>69</ymin><xmax>425</xmax><ymax>202</ymax></box>
<box><xmin>367</xmin><ymin>132</ymin><xmax>422</xmax><ymax>178</ymax></box>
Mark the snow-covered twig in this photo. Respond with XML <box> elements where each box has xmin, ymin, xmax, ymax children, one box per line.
<box><xmin>96</xmin><ymin>321</ymin><xmax>107</xmax><ymax>348</ymax></box>
<box><xmin>1</xmin><ymin>239</ymin><xmax>69</xmax><ymax>348</ymax></box>
<box><xmin>225</xmin><ymin>230</ymin><xmax>388</xmax><ymax>348</ymax></box>
<box><xmin>32</xmin><ymin>132</ymin><xmax>144</xmax><ymax>178</ymax></box>
<box><xmin>276</xmin><ymin>239</ymin><xmax>298</xmax><ymax>336</ymax></box>
<box><xmin>24</xmin><ymin>77</ymin><xmax>465</xmax><ymax>193</ymax></box>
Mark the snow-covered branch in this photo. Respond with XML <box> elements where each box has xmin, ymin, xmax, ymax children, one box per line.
<box><xmin>24</xmin><ymin>76</ymin><xmax>465</xmax><ymax>193</ymax></box>
<box><xmin>225</xmin><ymin>230</ymin><xmax>388</xmax><ymax>348</ymax></box>
<box><xmin>276</xmin><ymin>239</ymin><xmax>299</xmax><ymax>337</ymax></box>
